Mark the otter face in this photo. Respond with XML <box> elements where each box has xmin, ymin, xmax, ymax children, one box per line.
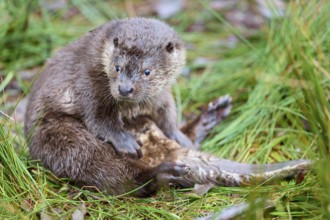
<box><xmin>102</xmin><ymin>36</ymin><xmax>186</xmax><ymax>103</ymax></box>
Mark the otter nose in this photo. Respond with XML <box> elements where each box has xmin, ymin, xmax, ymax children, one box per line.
<box><xmin>118</xmin><ymin>85</ymin><xmax>134</xmax><ymax>96</ymax></box>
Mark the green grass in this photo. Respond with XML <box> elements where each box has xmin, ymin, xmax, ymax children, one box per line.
<box><xmin>1</xmin><ymin>0</ymin><xmax>330</xmax><ymax>219</ymax></box>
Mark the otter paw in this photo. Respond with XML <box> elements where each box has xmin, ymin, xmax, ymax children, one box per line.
<box><xmin>103</xmin><ymin>132</ymin><xmax>142</xmax><ymax>159</ymax></box>
<box><xmin>154</xmin><ymin>162</ymin><xmax>190</xmax><ymax>187</ymax></box>
<box><xmin>169</xmin><ymin>129</ymin><xmax>195</xmax><ymax>148</ymax></box>
<box><xmin>201</xmin><ymin>95</ymin><xmax>232</xmax><ymax>130</ymax></box>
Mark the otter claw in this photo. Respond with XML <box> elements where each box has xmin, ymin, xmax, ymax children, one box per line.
<box><xmin>154</xmin><ymin>162</ymin><xmax>190</xmax><ymax>187</ymax></box>
<box><xmin>101</xmin><ymin>132</ymin><xmax>142</xmax><ymax>159</ymax></box>
<box><xmin>207</xmin><ymin>94</ymin><xmax>232</xmax><ymax>112</ymax></box>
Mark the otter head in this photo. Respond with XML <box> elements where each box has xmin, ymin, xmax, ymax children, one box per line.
<box><xmin>101</xmin><ymin>18</ymin><xmax>186</xmax><ymax>103</ymax></box>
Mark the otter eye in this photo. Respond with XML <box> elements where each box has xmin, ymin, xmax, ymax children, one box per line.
<box><xmin>144</xmin><ymin>69</ymin><xmax>151</xmax><ymax>76</ymax></box>
<box><xmin>115</xmin><ymin>66</ymin><xmax>121</xmax><ymax>72</ymax></box>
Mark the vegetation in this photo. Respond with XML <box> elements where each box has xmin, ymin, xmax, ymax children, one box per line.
<box><xmin>1</xmin><ymin>0</ymin><xmax>329</xmax><ymax>219</ymax></box>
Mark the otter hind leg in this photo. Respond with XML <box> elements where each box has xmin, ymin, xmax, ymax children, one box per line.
<box><xmin>181</xmin><ymin>95</ymin><xmax>232</xmax><ymax>149</ymax></box>
<box><xmin>28</xmin><ymin>116</ymin><xmax>187</xmax><ymax>197</ymax></box>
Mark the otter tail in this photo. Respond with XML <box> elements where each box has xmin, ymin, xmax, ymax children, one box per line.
<box><xmin>171</xmin><ymin>149</ymin><xmax>312</xmax><ymax>187</ymax></box>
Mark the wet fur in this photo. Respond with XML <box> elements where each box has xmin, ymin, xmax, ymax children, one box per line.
<box><xmin>24</xmin><ymin>18</ymin><xmax>311</xmax><ymax>197</ymax></box>
<box><xmin>24</xmin><ymin>18</ymin><xmax>193</xmax><ymax>196</ymax></box>
<box><xmin>25</xmin><ymin>18</ymin><xmax>192</xmax><ymax>160</ymax></box>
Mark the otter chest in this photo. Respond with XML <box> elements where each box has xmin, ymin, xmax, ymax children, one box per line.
<box><xmin>118</xmin><ymin>104</ymin><xmax>153</xmax><ymax>122</ymax></box>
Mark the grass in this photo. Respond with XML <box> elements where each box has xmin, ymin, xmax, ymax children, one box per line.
<box><xmin>1</xmin><ymin>0</ymin><xmax>329</xmax><ymax>219</ymax></box>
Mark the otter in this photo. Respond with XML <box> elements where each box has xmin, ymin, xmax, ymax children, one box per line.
<box><xmin>25</xmin><ymin>17</ymin><xmax>193</xmax><ymax>160</ymax></box>
<box><xmin>24</xmin><ymin>18</ymin><xmax>311</xmax><ymax>197</ymax></box>
<box><xmin>135</xmin><ymin>96</ymin><xmax>311</xmax><ymax>191</ymax></box>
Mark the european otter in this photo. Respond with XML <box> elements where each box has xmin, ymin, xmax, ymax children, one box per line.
<box><xmin>25</xmin><ymin>18</ymin><xmax>193</xmax><ymax>160</ymax></box>
<box><xmin>136</xmin><ymin>96</ymin><xmax>311</xmax><ymax>190</ymax></box>
<box><xmin>24</xmin><ymin>18</ymin><xmax>311</xmax><ymax>197</ymax></box>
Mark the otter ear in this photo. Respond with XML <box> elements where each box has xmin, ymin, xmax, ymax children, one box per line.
<box><xmin>89</xmin><ymin>25</ymin><xmax>103</xmax><ymax>35</ymax></box>
<box><xmin>165</xmin><ymin>42</ymin><xmax>174</xmax><ymax>53</ymax></box>
<box><xmin>89</xmin><ymin>28</ymin><xmax>98</xmax><ymax>35</ymax></box>
<box><xmin>113</xmin><ymin>37</ymin><xmax>119</xmax><ymax>48</ymax></box>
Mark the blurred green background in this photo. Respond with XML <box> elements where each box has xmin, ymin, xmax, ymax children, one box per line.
<box><xmin>1</xmin><ymin>0</ymin><xmax>330</xmax><ymax>219</ymax></box>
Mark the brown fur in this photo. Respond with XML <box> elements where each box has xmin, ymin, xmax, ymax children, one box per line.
<box><xmin>25</xmin><ymin>18</ymin><xmax>193</xmax><ymax>159</ymax></box>
<box><xmin>24</xmin><ymin>18</ymin><xmax>196</xmax><ymax>196</ymax></box>
<box><xmin>25</xmin><ymin>18</ymin><xmax>311</xmax><ymax>197</ymax></box>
